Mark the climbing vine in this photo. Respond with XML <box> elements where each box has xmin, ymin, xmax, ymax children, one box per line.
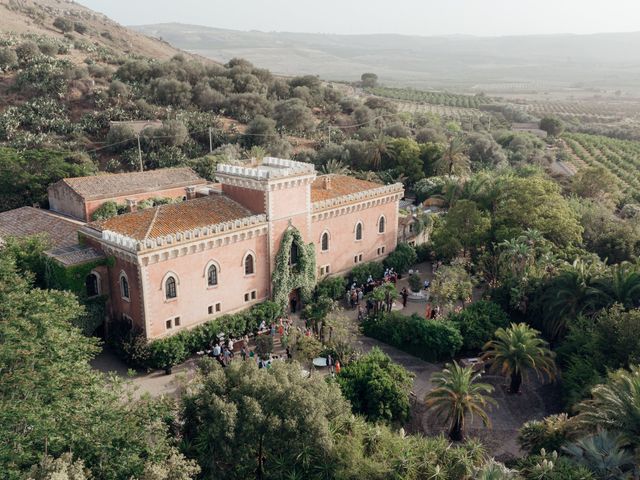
<box><xmin>44</xmin><ymin>255</ymin><xmax>112</xmax><ymax>335</ymax></box>
<box><xmin>271</xmin><ymin>227</ymin><xmax>316</xmax><ymax>310</ymax></box>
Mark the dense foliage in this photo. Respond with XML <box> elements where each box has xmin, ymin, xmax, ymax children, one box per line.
<box><xmin>336</xmin><ymin>347</ymin><xmax>413</xmax><ymax>424</ymax></box>
<box><xmin>362</xmin><ymin>311</ymin><xmax>463</xmax><ymax>361</ymax></box>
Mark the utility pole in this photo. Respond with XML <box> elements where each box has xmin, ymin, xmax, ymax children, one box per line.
<box><xmin>136</xmin><ymin>133</ymin><xmax>143</xmax><ymax>172</ymax></box>
<box><xmin>209</xmin><ymin>127</ymin><xmax>213</xmax><ymax>153</ymax></box>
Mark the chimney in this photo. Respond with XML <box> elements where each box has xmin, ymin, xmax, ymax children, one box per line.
<box><xmin>185</xmin><ymin>186</ymin><xmax>197</xmax><ymax>200</ymax></box>
<box><xmin>323</xmin><ymin>176</ymin><xmax>332</xmax><ymax>190</ymax></box>
<box><xmin>126</xmin><ymin>198</ymin><xmax>138</xmax><ymax>213</ymax></box>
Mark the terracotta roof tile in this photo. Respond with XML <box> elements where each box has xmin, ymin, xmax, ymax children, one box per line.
<box><xmin>0</xmin><ymin>207</ymin><xmax>82</xmax><ymax>249</ymax></box>
<box><xmin>311</xmin><ymin>174</ymin><xmax>384</xmax><ymax>203</ymax></box>
<box><xmin>59</xmin><ymin>167</ymin><xmax>206</xmax><ymax>200</ymax></box>
<box><xmin>91</xmin><ymin>195</ymin><xmax>254</xmax><ymax>240</ymax></box>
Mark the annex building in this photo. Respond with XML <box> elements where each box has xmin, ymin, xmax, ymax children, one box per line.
<box><xmin>3</xmin><ymin>158</ymin><xmax>404</xmax><ymax>340</ymax></box>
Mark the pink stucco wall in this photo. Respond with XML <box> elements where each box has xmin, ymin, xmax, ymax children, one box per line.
<box><xmin>141</xmin><ymin>232</ymin><xmax>270</xmax><ymax>339</ymax></box>
<box><xmin>312</xmin><ymin>199</ymin><xmax>399</xmax><ymax>277</ymax></box>
<box><xmin>222</xmin><ymin>185</ymin><xmax>266</xmax><ymax>213</ymax></box>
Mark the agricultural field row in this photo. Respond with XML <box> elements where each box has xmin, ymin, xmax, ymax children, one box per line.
<box><xmin>562</xmin><ymin>132</ymin><xmax>640</xmax><ymax>197</ymax></box>
<box><xmin>392</xmin><ymin>100</ymin><xmax>487</xmax><ymax>120</ymax></box>
<box><xmin>516</xmin><ymin>101</ymin><xmax>640</xmax><ymax>120</ymax></box>
<box><xmin>367</xmin><ymin>86</ymin><xmax>492</xmax><ymax>109</ymax></box>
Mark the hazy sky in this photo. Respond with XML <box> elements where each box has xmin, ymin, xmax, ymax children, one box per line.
<box><xmin>78</xmin><ymin>0</ymin><xmax>640</xmax><ymax>36</ymax></box>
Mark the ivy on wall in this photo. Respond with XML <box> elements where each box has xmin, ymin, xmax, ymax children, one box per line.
<box><xmin>44</xmin><ymin>256</ymin><xmax>112</xmax><ymax>335</ymax></box>
<box><xmin>271</xmin><ymin>227</ymin><xmax>316</xmax><ymax>310</ymax></box>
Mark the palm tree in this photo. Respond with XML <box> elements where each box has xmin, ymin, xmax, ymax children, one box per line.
<box><xmin>435</xmin><ymin>136</ymin><xmax>470</xmax><ymax>176</ymax></box>
<box><xmin>575</xmin><ymin>365</ymin><xmax>640</xmax><ymax>450</ymax></box>
<box><xmin>425</xmin><ymin>361</ymin><xmax>496</xmax><ymax>441</ymax></box>
<box><xmin>481</xmin><ymin>323</ymin><xmax>556</xmax><ymax>394</ymax></box>
<box><xmin>563</xmin><ymin>431</ymin><xmax>635</xmax><ymax>480</ymax></box>
<box><xmin>321</xmin><ymin>159</ymin><xmax>351</xmax><ymax>175</ymax></box>
<box><xmin>541</xmin><ymin>259</ymin><xmax>602</xmax><ymax>339</ymax></box>
<box><xmin>591</xmin><ymin>262</ymin><xmax>640</xmax><ymax>310</ymax></box>
<box><xmin>381</xmin><ymin>282</ymin><xmax>398</xmax><ymax>312</ymax></box>
<box><xmin>367</xmin><ymin>135</ymin><xmax>388</xmax><ymax>171</ymax></box>
<box><xmin>498</xmin><ymin>238</ymin><xmax>533</xmax><ymax>279</ymax></box>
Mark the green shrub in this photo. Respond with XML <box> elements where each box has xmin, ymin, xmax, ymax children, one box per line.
<box><xmin>91</xmin><ymin>201</ymin><xmax>119</xmax><ymax>221</ymax></box>
<box><xmin>315</xmin><ymin>276</ymin><xmax>346</xmax><ymax>300</ymax></box>
<box><xmin>0</xmin><ymin>48</ymin><xmax>18</xmax><ymax>70</ymax></box>
<box><xmin>408</xmin><ymin>273</ymin><xmax>422</xmax><ymax>292</ymax></box>
<box><xmin>350</xmin><ymin>261</ymin><xmax>384</xmax><ymax>285</ymax></box>
<box><xmin>518</xmin><ymin>414</ymin><xmax>572</xmax><ymax>456</ymax></box>
<box><xmin>149</xmin><ymin>335</ymin><xmax>188</xmax><ymax>370</ymax></box>
<box><xmin>362</xmin><ymin>311</ymin><xmax>462</xmax><ymax>362</ymax></box>
<box><xmin>383</xmin><ymin>242</ymin><xmax>417</xmax><ymax>273</ymax></box>
<box><xmin>336</xmin><ymin>347</ymin><xmax>413</xmax><ymax>424</ymax></box>
<box><xmin>74</xmin><ymin>22</ymin><xmax>88</xmax><ymax>34</ymax></box>
<box><xmin>447</xmin><ymin>300</ymin><xmax>510</xmax><ymax>352</ymax></box>
<box><xmin>415</xmin><ymin>243</ymin><xmax>431</xmax><ymax>263</ymax></box>
<box><xmin>113</xmin><ymin>301</ymin><xmax>281</xmax><ymax>369</ymax></box>
<box><xmin>53</xmin><ymin>16</ymin><xmax>74</xmax><ymax>33</ymax></box>
<box><xmin>254</xmin><ymin>335</ymin><xmax>274</xmax><ymax>360</ymax></box>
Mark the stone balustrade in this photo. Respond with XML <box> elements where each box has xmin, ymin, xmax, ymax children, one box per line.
<box><xmin>312</xmin><ymin>182</ymin><xmax>404</xmax><ymax>211</ymax></box>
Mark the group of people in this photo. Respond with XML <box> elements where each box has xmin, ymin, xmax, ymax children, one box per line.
<box><xmin>209</xmin><ymin>336</ymin><xmax>244</xmax><ymax>367</ymax></box>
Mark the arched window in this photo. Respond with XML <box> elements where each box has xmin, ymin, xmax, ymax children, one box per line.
<box><xmin>165</xmin><ymin>276</ymin><xmax>177</xmax><ymax>299</ymax></box>
<box><xmin>86</xmin><ymin>273</ymin><xmax>99</xmax><ymax>297</ymax></box>
<box><xmin>244</xmin><ymin>254</ymin><xmax>255</xmax><ymax>275</ymax></box>
<box><xmin>207</xmin><ymin>264</ymin><xmax>218</xmax><ymax>286</ymax></box>
<box><xmin>321</xmin><ymin>232</ymin><xmax>329</xmax><ymax>251</ymax></box>
<box><xmin>120</xmin><ymin>273</ymin><xmax>129</xmax><ymax>300</ymax></box>
<box><xmin>289</xmin><ymin>242</ymin><xmax>299</xmax><ymax>266</ymax></box>
<box><xmin>355</xmin><ymin>222</ymin><xmax>363</xmax><ymax>241</ymax></box>
<box><xmin>378</xmin><ymin>216</ymin><xmax>386</xmax><ymax>233</ymax></box>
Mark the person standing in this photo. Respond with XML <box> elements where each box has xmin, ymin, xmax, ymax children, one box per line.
<box><xmin>327</xmin><ymin>353</ymin><xmax>334</xmax><ymax>373</ymax></box>
<box><xmin>240</xmin><ymin>345</ymin><xmax>247</xmax><ymax>361</ymax></box>
<box><xmin>401</xmin><ymin>287</ymin><xmax>409</xmax><ymax>308</ymax></box>
<box><xmin>212</xmin><ymin>342</ymin><xmax>221</xmax><ymax>360</ymax></box>
<box><xmin>335</xmin><ymin>361</ymin><xmax>341</xmax><ymax>375</ymax></box>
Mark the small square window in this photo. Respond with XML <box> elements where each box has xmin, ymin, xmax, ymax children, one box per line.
<box><xmin>251</xmin><ymin>290</ymin><xmax>257</xmax><ymax>300</ymax></box>
<box><xmin>165</xmin><ymin>319</ymin><xmax>172</xmax><ymax>330</ymax></box>
<box><xmin>244</xmin><ymin>293</ymin><xmax>250</xmax><ymax>302</ymax></box>
<box><xmin>215</xmin><ymin>302</ymin><xmax>221</xmax><ymax>312</ymax></box>
<box><xmin>208</xmin><ymin>305</ymin><xmax>213</xmax><ymax>315</ymax></box>
<box><xmin>174</xmin><ymin>317</ymin><xmax>181</xmax><ymax>327</ymax></box>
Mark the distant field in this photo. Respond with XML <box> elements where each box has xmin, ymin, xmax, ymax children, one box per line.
<box><xmin>562</xmin><ymin>132</ymin><xmax>640</xmax><ymax>196</ymax></box>
<box><xmin>367</xmin><ymin>86</ymin><xmax>493</xmax><ymax>109</ymax></box>
<box><xmin>515</xmin><ymin>100</ymin><xmax>640</xmax><ymax>123</ymax></box>
<box><xmin>392</xmin><ymin>100</ymin><xmax>486</xmax><ymax>121</ymax></box>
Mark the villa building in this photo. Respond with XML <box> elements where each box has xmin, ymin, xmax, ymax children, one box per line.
<box><xmin>73</xmin><ymin>158</ymin><xmax>403</xmax><ymax>340</ymax></box>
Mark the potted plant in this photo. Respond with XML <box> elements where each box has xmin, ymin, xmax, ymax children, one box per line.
<box><xmin>254</xmin><ymin>334</ymin><xmax>274</xmax><ymax>361</ymax></box>
<box><xmin>409</xmin><ymin>273</ymin><xmax>422</xmax><ymax>293</ymax></box>
<box><xmin>150</xmin><ymin>336</ymin><xmax>187</xmax><ymax>375</ymax></box>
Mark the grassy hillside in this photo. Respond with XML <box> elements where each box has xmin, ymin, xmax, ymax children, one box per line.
<box><xmin>0</xmin><ymin>0</ymin><xmax>201</xmax><ymax>60</ymax></box>
<box><xmin>133</xmin><ymin>22</ymin><xmax>640</xmax><ymax>94</ymax></box>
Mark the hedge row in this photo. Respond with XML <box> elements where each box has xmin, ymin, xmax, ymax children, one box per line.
<box><xmin>361</xmin><ymin>301</ymin><xmax>510</xmax><ymax>362</ymax></box>
<box><xmin>362</xmin><ymin>311</ymin><xmax>462</xmax><ymax>362</ymax></box>
<box><xmin>118</xmin><ymin>301</ymin><xmax>282</xmax><ymax>370</ymax></box>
